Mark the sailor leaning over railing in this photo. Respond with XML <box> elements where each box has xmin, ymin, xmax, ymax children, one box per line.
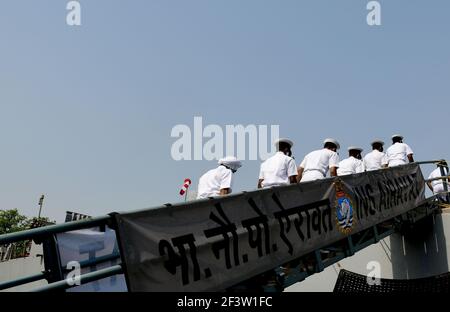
<box><xmin>196</xmin><ymin>156</ymin><xmax>242</xmax><ymax>199</ymax></box>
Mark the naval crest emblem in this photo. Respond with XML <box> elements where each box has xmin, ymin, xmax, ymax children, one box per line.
<box><xmin>334</xmin><ymin>180</ymin><xmax>355</xmax><ymax>234</ymax></box>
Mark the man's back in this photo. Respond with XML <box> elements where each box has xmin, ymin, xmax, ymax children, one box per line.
<box><xmin>364</xmin><ymin>150</ymin><xmax>388</xmax><ymax>171</ymax></box>
<box><xmin>337</xmin><ymin>157</ymin><xmax>364</xmax><ymax>176</ymax></box>
<box><xmin>299</xmin><ymin>148</ymin><xmax>339</xmax><ymax>182</ymax></box>
<box><xmin>386</xmin><ymin>142</ymin><xmax>413</xmax><ymax>167</ymax></box>
<box><xmin>259</xmin><ymin>152</ymin><xmax>297</xmax><ymax>188</ymax></box>
<box><xmin>428</xmin><ymin>167</ymin><xmax>449</xmax><ymax>191</ymax></box>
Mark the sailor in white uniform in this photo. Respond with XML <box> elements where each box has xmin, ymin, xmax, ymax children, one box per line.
<box><xmin>337</xmin><ymin>147</ymin><xmax>365</xmax><ymax>176</ymax></box>
<box><xmin>197</xmin><ymin>156</ymin><xmax>242</xmax><ymax>199</ymax></box>
<box><xmin>297</xmin><ymin>138</ymin><xmax>340</xmax><ymax>182</ymax></box>
<box><xmin>363</xmin><ymin>139</ymin><xmax>389</xmax><ymax>171</ymax></box>
<box><xmin>427</xmin><ymin>162</ymin><xmax>449</xmax><ymax>201</ymax></box>
<box><xmin>386</xmin><ymin>134</ymin><xmax>414</xmax><ymax>167</ymax></box>
<box><xmin>258</xmin><ymin>138</ymin><xmax>297</xmax><ymax>189</ymax></box>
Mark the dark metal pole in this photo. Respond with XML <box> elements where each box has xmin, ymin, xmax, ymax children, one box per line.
<box><xmin>439</xmin><ymin>161</ymin><xmax>450</xmax><ymax>203</ymax></box>
<box><xmin>42</xmin><ymin>234</ymin><xmax>65</xmax><ymax>292</ymax></box>
<box><xmin>38</xmin><ymin>195</ymin><xmax>45</xmax><ymax>218</ymax></box>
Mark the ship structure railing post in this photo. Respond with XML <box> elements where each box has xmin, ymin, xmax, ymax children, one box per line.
<box><xmin>438</xmin><ymin>161</ymin><xmax>450</xmax><ymax>203</ymax></box>
<box><xmin>41</xmin><ymin>235</ymin><xmax>64</xmax><ymax>291</ymax></box>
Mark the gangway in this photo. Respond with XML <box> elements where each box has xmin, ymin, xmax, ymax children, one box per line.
<box><xmin>0</xmin><ymin>160</ymin><xmax>448</xmax><ymax>292</ymax></box>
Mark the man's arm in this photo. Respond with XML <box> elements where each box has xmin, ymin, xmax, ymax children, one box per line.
<box><xmin>297</xmin><ymin>167</ymin><xmax>304</xmax><ymax>182</ymax></box>
<box><xmin>381</xmin><ymin>155</ymin><xmax>389</xmax><ymax>169</ymax></box>
<box><xmin>219</xmin><ymin>169</ymin><xmax>233</xmax><ymax>196</ymax></box>
<box><xmin>287</xmin><ymin>159</ymin><xmax>298</xmax><ymax>184</ymax></box>
<box><xmin>258</xmin><ymin>179</ymin><xmax>264</xmax><ymax>189</ymax></box>
<box><xmin>258</xmin><ymin>164</ymin><xmax>265</xmax><ymax>189</ymax></box>
<box><xmin>329</xmin><ymin>153</ymin><xmax>340</xmax><ymax>177</ymax></box>
<box><xmin>406</xmin><ymin>144</ymin><xmax>414</xmax><ymax>163</ymax></box>
<box><xmin>330</xmin><ymin>167</ymin><xmax>338</xmax><ymax>177</ymax></box>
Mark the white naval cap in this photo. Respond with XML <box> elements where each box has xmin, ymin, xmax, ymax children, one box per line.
<box><xmin>218</xmin><ymin>156</ymin><xmax>242</xmax><ymax>171</ymax></box>
<box><xmin>371</xmin><ymin>139</ymin><xmax>385</xmax><ymax>146</ymax></box>
<box><xmin>392</xmin><ymin>134</ymin><xmax>404</xmax><ymax>140</ymax></box>
<box><xmin>323</xmin><ymin>138</ymin><xmax>340</xmax><ymax>150</ymax></box>
<box><xmin>274</xmin><ymin>138</ymin><xmax>294</xmax><ymax>148</ymax></box>
<box><xmin>348</xmin><ymin>146</ymin><xmax>363</xmax><ymax>152</ymax></box>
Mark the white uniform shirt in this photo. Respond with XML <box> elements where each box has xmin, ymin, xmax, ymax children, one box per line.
<box><xmin>337</xmin><ymin>157</ymin><xmax>365</xmax><ymax>176</ymax></box>
<box><xmin>364</xmin><ymin>150</ymin><xmax>389</xmax><ymax>171</ymax></box>
<box><xmin>386</xmin><ymin>143</ymin><xmax>414</xmax><ymax>167</ymax></box>
<box><xmin>259</xmin><ymin>152</ymin><xmax>297</xmax><ymax>188</ymax></box>
<box><xmin>428</xmin><ymin>167</ymin><xmax>449</xmax><ymax>194</ymax></box>
<box><xmin>299</xmin><ymin>149</ymin><xmax>340</xmax><ymax>182</ymax></box>
<box><xmin>197</xmin><ymin>166</ymin><xmax>233</xmax><ymax>199</ymax></box>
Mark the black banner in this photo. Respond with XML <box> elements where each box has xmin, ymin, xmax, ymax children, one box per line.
<box><xmin>114</xmin><ymin>164</ymin><xmax>425</xmax><ymax>291</ymax></box>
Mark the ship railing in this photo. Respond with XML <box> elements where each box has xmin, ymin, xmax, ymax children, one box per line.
<box><xmin>0</xmin><ymin>159</ymin><xmax>448</xmax><ymax>292</ymax></box>
<box><xmin>0</xmin><ymin>215</ymin><xmax>118</xmax><ymax>291</ymax></box>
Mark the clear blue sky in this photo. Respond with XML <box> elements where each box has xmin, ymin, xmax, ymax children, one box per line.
<box><xmin>1</xmin><ymin>0</ymin><xmax>449</xmax><ymax>222</ymax></box>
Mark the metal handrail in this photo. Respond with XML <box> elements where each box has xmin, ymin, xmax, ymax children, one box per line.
<box><xmin>0</xmin><ymin>272</ymin><xmax>46</xmax><ymax>290</ymax></box>
<box><xmin>32</xmin><ymin>265</ymin><xmax>123</xmax><ymax>292</ymax></box>
<box><xmin>0</xmin><ymin>215</ymin><xmax>117</xmax><ymax>292</ymax></box>
<box><xmin>0</xmin><ymin>252</ymin><xmax>122</xmax><ymax>291</ymax></box>
<box><xmin>63</xmin><ymin>253</ymin><xmax>121</xmax><ymax>272</ymax></box>
<box><xmin>435</xmin><ymin>191</ymin><xmax>450</xmax><ymax>197</ymax></box>
<box><xmin>0</xmin><ymin>215</ymin><xmax>112</xmax><ymax>245</ymax></box>
<box><xmin>426</xmin><ymin>176</ymin><xmax>450</xmax><ymax>183</ymax></box>
<box><xmin>415</xmin><ymin>160</ymin><xmax>447</xmax><ymax>165</ymax></box>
